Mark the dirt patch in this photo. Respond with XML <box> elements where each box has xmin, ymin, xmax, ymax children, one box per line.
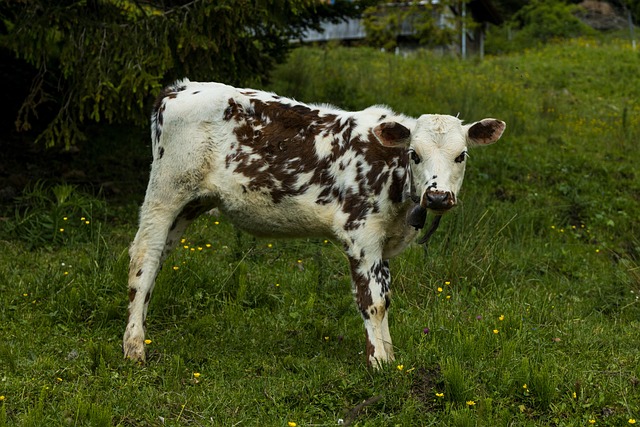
<box><xmin>410</xmin><ymin>365</ymin><xmax>444</xmax><ymax>410</ymax></box>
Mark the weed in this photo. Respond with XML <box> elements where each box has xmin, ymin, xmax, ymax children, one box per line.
<box><xmin>3</xmin><ymin>181</ymin><xmax>107</xmax><ymax>249</ymax></box>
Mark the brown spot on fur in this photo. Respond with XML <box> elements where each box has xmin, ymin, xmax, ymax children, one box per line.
<box><xmin>365</xmin><ymin>331</ymin><xmax>375</xmax><ymax>364</ymax></box>
<box><xmin>151</xmin><ymin>82</ymin><xmax>187</xmax><ymax>145</ymax></box>
<box><xmin>370</xmin><ymin>260</ymin><xmax>391</xmax><ymax>294</ymax></box>
<box><xmin>128</xmin><ymin>288</ymin><xmax>137</xmax><ymax>302</ymax></box>
<box><xmin>153</xmin><ymin>82</ymin><xmax>186</xmax><ymax>113</ymax></box>
<box><xmin>144</xmin><ymin>291</ymin><xmax>151</xmax><ymax>303</ymax></box>
<box><xmin>349</xmin><ymin>257</ymin><xmax>373</xmax><ymax>318</ymax></box>
<box><xmin>223</xmin><ymin>98</ymin><xmax>243</xmax><ymax>121</ymax></box>
<box><xmin>136</xmin><ymin>269</ymin><xmax>143</xmax><ymax>277</ymax></box>
<box><xmin>388</xmin><ymin>166</ymin><xmax>408</xmax><ymax>203</ymax></box>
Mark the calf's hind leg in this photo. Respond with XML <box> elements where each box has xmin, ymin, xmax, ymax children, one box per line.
<box><xmin>123</xmin><ymin>195</ymin><xmax>206</xmax><ymax>362</ymax></box>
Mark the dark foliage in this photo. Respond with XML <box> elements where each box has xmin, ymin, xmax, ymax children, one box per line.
<box><xmin>0</xmin><ymin>0</ymin><xmax>370</xmax><ymax>148</ymax></box>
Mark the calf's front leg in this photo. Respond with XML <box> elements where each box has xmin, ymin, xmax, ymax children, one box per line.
<box><xmin>349</xmin><ymin>256</ymin><xmax>395</xmax><ymax>368</ymax></box>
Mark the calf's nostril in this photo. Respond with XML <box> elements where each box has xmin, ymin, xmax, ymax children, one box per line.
<box><xmin>425</xmin><ymin>191</ymin><xmax>454</xmax><ymax>209</ymax></box>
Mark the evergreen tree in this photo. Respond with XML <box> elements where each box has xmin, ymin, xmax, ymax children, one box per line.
<box><xmin>0</xmin><ymin>0</ymin><xmax>368</xmax><ymax>147</ymax></box>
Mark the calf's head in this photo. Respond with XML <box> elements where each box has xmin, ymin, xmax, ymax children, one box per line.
<box><xmin>374</xmin><ymin>114</ymin><xmax>505</xmax><ymax>229</ymax></box>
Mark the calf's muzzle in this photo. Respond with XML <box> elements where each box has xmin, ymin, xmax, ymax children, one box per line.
<box><xmin>406</xmin><ymin>190</ymin><xmax>456</xmax><ymax>230</ymax></box>
<box><xmin>424</xmin><ymin>190</ymin><xmax>455</xmax><ymax>212</ymax></box>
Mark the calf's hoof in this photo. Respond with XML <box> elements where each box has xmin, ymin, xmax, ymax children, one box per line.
<box><xmin>123</xmin><ymin>337</ymin><xmax>146</xmax><ymax>363</ymax></box>
<box><xmin>368</xmin><ymin>351</ymin><xmax>395</xmax><ymax>370</ymax></box>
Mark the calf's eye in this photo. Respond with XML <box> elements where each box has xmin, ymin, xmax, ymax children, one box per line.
<box><xmin>410</xmin><ymin>150</ymin><xmax>421</xmax><ymax>164</ymax></box>
<box><xmin>454</xmin><ymin>151</ymin><xmax>467</xmax><ymax>163</ymax></box>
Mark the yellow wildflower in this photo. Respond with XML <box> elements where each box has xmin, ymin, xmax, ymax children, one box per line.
<box><xmin>629</xmin><ymin>420</ymin><xmax>636</xmax><ymax>424</ymax></box>
<box><xmin>435</xmin><ymin>392</ymin><xmax>444</xmax><ymax>398</ymax></box>
<box><xmin>144</xmin><ymin>339</ymin><xmax>152</xmax><ymax>345</ymax></box>
<box><xmin>466</xmin><ymin>400</ymin><xmax>476</xmax><ymax>406</ymax></box>
<box><xmin>493</xmin><ymin>329</ymin><xmax>499</xmax><ymax>334</ymax></box>
<box><xmin>288</xmin><ymin>423</ymin><xmax>297</xmax><ymax>427</ymax></box>
<box><xmin>397</xmin><ymin>364</ymin><xmax>404</xmax><ymax>371</ymax></box>
<box><xmin>437</xmin><ymin>287</ymin><xmax>443</xmax><ymax>293</ymax></box>
<box><xmin>499</xmin><ymin>315</ymin><xmax>505</xmax><ymax>321</ymax></box>
<box><xmin>193</xmin><ymin>372</ymin><xmax>201</xmax><ymax>378</ymax></box>
<box><xmin>588</xmin><ymin>420</ymin><xmax>595</xmax><ymax>424</ymax></box>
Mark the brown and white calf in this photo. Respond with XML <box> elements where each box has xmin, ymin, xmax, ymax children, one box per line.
<box><xmin>123</xmin><ymin>79</ymin><xmax>505</xmax><ymax>367</ymax></box>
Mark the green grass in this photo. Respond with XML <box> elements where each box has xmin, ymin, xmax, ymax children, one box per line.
<box><xmin>1</xmin><ymin>38</ymin><xmax>639</xmax><ymax>426</ymax></box>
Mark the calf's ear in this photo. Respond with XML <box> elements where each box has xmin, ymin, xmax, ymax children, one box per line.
<box><xmin>466</xmin><ymin>119</ymin><xmax>506</xmax><ymax>147</ymax></box>
<box><xmin>373</xmin><ymin>122</ymin><xmax>411</xmax><ymax>147</ymax></box>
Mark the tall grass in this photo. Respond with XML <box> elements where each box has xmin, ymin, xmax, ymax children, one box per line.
<box><xmin>0</xmin><ymin>39</ymin><xmax>639</xmax><ymax>425</ymax></box>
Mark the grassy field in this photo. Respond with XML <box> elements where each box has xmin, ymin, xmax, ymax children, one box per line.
<box><xmin>1</xmin><ymin>38</ymin><xmax>639</xmax><ymax>426</ymax></box>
